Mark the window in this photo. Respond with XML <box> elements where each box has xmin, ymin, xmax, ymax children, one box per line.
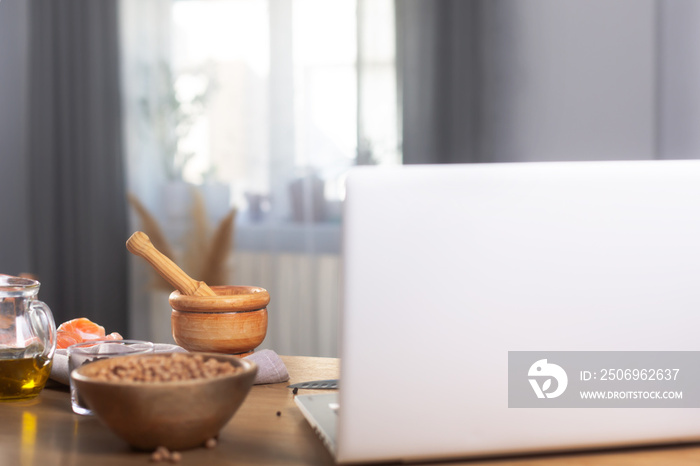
<box><xmin>146</xmin><ymin>0</ymin><xmax>399</xmax><ymax>220</ymax></box>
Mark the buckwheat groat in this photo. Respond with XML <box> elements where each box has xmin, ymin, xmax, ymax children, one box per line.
<box><xmin>91</xmin><ymin>353</ymin><xmax>241</xmax><ymax>383</ymax></box>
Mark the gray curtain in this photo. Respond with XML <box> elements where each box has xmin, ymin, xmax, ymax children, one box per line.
<box><xmin>396</xmin><ymin>0</ymin><xmax>483</xmax><ymax>164</ymax></box>
<box><xmin>397</xmin><ymin>1</ymin><xmax>700</xmax><ymax>164</ymax></box>
<box><xmin>26</xmin><ymin>0</ymin><xmax>129</xmax><ymax>335</ymax></box>
<box><xmin>0</xmin><ymin>1</ymin><xmax>31</xmax><ymax>273</ymax></box>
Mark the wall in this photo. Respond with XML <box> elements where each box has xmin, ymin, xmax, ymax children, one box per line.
<box><xmin>0</xmin><ymin>0</ymin><xmax>31</xmax><ymax>274</ymax></box>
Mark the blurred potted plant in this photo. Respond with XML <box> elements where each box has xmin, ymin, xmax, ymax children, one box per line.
<box><xmin>141</xmin><ymin>61</ymin><xmax>212</xmax><ymax>183</ymax></box>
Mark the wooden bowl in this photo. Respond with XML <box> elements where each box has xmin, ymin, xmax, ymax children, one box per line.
<box><xmin>169</xmin><ymin>286</ymin><xmax>269</xmax><ymax>355</ymax></box>
<box><xmin>71</xmin><ymin>352</ymin><xmax>257</xmax><ymax>451</ymax></box>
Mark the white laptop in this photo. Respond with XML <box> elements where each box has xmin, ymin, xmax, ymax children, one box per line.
<box><xmin>296</xmin><ymin>160</ymin><xmax>700</xmax><ymax>463</ymax></box>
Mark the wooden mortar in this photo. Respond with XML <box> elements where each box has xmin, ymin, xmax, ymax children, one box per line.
<box><xmin>169</xmin><ymin>286</ymin><xmax>269</xmax><ymax>356</ymax></box>
<box><xmin>126</xmin><ymin>231</ymin><xmax>269</xmax><ymax>356</ymax></box>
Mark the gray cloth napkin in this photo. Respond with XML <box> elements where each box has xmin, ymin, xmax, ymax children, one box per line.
<box><xmin>50</xmin><ymin>345</ymin><xmax>289</xmax><ymax>386</ymax></box>
<box><xmin>244</xmin><ymin>348</ymin><xmax>290</xmax><ymax>384</ymax></box>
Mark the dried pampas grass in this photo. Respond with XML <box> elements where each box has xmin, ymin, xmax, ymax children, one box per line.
<box><xmin>183</xmin><ymin>186</ymin><xmax>210</xmax><ymax>278</ymax></box>
<box><xmin>200</xmin><ymin>208</ymin><xmax>237</xmax><ymax>286</ymax></box>
<box><xmin>128</xmin><ymin>190</ymin><xmax>237</xmax><ymax>290</ymax></box>
<box><xmin>127</xmin><ymin>193</ymin><xmax>178</xmax><ymax>291</ymax></box>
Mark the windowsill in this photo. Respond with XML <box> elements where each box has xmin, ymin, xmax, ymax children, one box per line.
<box><xmin>235</xmin><ymin>219</ymin><xmax>341</xmax><ymax>255</ymax></box>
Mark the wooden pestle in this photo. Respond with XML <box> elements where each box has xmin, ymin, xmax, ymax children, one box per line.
<box><xmin>126</xmin><ymin>231</ymin><xmax>217</xmax><ymax>297</ymax></box>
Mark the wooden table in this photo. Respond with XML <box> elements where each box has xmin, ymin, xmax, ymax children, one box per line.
<box><xmin>1</xmin><ymin>356</ymin><xmax>700</xmax><ymax>465</ymax></box>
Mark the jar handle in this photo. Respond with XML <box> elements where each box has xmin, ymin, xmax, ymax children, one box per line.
<box><xmin>28</xmin><ymin>300</ymin><xmax>57</xmax><ymax>359</ymax></box>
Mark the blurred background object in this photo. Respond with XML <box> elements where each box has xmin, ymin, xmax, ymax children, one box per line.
<box><xmin>1</xmin><ymin>0</ymin><xmax>699</xmax><ymax>356</ymax></box>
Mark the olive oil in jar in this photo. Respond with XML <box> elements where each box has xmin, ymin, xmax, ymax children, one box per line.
<box><xmin>0</xmin><ymin>356</ymin><xmax>52</xmax><ymax>400</ymax></box>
